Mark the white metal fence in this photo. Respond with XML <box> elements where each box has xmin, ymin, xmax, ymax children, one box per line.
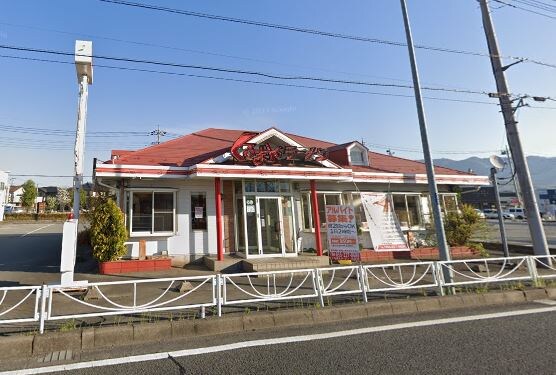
<box><xmin>0</xmin><ymin>255</ymin><xmax>554</xmax><ymax>333</ymax></box>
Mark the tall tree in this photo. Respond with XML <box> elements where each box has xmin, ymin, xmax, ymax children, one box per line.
<box><xmin>56</xmin><ymin>188</ymin><xmax>71</xmax><ymax>211</ymax></box>
<box><xmin>45</xmin><ymin>196</ymin><xmax>58</xmax><ymax>212</ymax></box>
<box><xmin>21</xmin><ymin>180</ymin><xmax>37</xmax><ymax>211</ymax></box>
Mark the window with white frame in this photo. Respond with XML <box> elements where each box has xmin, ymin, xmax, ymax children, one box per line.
<box><xmin>301</xmin><ymin>193</ymin><xmax>342</xmax><ymax>230</ymax></box>
<box><xmin>391</xmin><ymin>193</ymin><xmax>423</xmax><ymax>229</ymax></box>
<box><xmin>130</xmin><ymin>191</ymin><xmax>175</xmax><ymax>235</ymax></box>
<box><xmin>350</xmin><ymin>149</ymin><xmax>366</xmax><ymax>166</ymax></box>
<box><xmin>440</xmin><ymin>193</ymin><xmax>459</xmax><ymax>214</ymax></box>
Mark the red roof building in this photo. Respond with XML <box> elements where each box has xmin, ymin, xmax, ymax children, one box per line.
<box><xmin>94</xmin><ymin>127</ymin><xmax>489</xmax><ymax>266</ymax></box>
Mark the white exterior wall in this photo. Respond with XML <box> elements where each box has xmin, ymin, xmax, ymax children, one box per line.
<box><xmin>122</xmin><ymin>178</ymin><xmax>217</xmax><ymax>265</ymax></box>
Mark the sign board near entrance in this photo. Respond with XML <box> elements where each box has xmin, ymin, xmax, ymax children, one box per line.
<box><xmin>325</xmin><ymin>205</ymin><xmax>360</xmax><ymax>261</ymax></box>
<box><xmin>360</xmin><ymin>192</ymin><xmax>410</xmax><ymax>252</ymax></box>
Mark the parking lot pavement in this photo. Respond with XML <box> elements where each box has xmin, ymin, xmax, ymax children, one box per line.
<box><xmin>483</xmin><ymin>220</ymin><xmax>556</xmax><ymax>247</ymax></box>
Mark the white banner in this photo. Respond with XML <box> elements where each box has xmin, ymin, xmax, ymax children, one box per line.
<box><xmin>325</xmin><ymin>205</ymin><xmax>360</xmax><ymax>261</ymax></box>
<box><xmin>360</xmin><ymin>192</ymin><xmax>410</xmax><ymax>252</ymax></box>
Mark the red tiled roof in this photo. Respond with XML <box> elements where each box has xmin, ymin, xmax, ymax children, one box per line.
<box><xmin>106</xmin><ymin>127</ymin><xmax>472</xmax><ymax>176</ymax></box>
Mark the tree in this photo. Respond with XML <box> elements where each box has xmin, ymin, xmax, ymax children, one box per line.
<box><xmin>21</xmin><ymin>180</ymin><xmax>37</xmax><ymax>212</ymax></box>
<box><xmin>70</xmin><ymin>188</ymin><xmax>89</xmax><ymax>211</ymax></box>
<box><xmin>45</xmin><ymin>196</ymin><xmax>58</xmax><ymax>212</ymax></box>
<box><xmin>89</xmin><ymin>198</ymin><xmax>128</xmax><ymax>262</ymax></box>
<box><xmin>56</xmin><ymin>188</ymin><xmax>71</xmax><ymax>211</ymax></box>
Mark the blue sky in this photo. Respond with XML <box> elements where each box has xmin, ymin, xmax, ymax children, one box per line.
<box><xmin>0</xmin><ymin>0</ymin><xmax>554</xmax><ymax>186</ymax></box>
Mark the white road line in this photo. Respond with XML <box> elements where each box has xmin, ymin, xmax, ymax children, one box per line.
<box><xmin>3</xmin><ymin>305</ymin><xmax>556</xmax><ymax>375</ymax></box>
<box><xmin>20</xmin><ymin>224</ymin><xmax>55</xmax><ymax>238</ymax></box>
<box><xmin>534</xmin><ymin>299</ymin><xmax>556</xmax><ymax>306</ymax></box>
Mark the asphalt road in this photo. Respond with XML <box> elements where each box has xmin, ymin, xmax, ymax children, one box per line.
<box><xmin>484</xmin><ymin>220</ymin><xmax>556</xmax><ymax>247</ymax></box>
<box><xmin>0</xmin><ymin>222</ymin><xmax>64</xmax><ymax>274</ymax></box>
<box><xmin>7</xmin><ymin>302</ymin><xmax>554</xmax><ymax>375</ymax></box>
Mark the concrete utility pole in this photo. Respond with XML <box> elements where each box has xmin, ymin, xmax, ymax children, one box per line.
<box><xmin>399</xmin><ymin>0</ymin><xmax>453</xmax><ymax>285</ymax></box>
<box><xmin>72</xmin><ymin>41</ymin><xmax>93</xmax><ymax>220</ymax></box>
<box><xmin>479</xmin><ymin>0</ymin><xmax>549</xmax><ymax>257</ymax></box>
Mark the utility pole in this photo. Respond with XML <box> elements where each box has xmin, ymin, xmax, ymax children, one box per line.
<box><xmin>479</xmin><ymin>0</ymin><xmax>549</xmax><ymax>258</ymax></box>
<box><xmin>72</xmin><ymin>41</ymin><xmax>93</xmax><ymax>220</ymax></box>
<box><xmin>151</xmin><ymin>125</ymin><xmax>167</xmax><ymax>145</ymax></box>
<box><xmin>399</xmin><ymin>0</ymin><xmax>453</xmax><ymax>287</ymax></box>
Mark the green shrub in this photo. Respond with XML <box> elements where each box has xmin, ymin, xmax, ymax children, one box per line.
<box><xmin>89</xmin><ymin>198</ymin><xmax>128</xmax><ymax>262</ymax></box>
<box><xmin>444</xmin><ymin>204</ymin><xmax>488</xmax><ymax>247</ymax></box>
<box><xmin>3</xmin><ymin>213</ymin><xmax>69</xmax><ymax>221</ymax></box>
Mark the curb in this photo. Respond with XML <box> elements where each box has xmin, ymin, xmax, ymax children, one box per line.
<box><xmin>0</xmin><ymin>287</ymin><xmax>554</xmax><ymax>361</ymax></box>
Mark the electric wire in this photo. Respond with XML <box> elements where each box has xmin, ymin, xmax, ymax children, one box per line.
<box><xmin>0</xmin><ymin>45</ymin><xmax>493</xmax><ymax>95</ymax></box>
<box><xmin>96</xmin><ymin>0</ymin><xmax>556</xmax><ymax>69</ymax></box>
<box><xmin>493</xmin><ymin>0</ymin><xmax>556</xmax><ymax>19</ymax></box>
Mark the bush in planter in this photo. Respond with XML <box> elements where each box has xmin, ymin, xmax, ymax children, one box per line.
<box><xmin>421</xmin><ymin>205</ymin><xmax>489</xmax><ymax>256</ymax></box>
<box><xmin>89</xmin><ymin>198</ymin><xmax>128</xmax><ymax>262</ymax></box>
<box><xmin>444</xmin><ymin>204</ymin><xmax>486</xmax><ymax>246</ymax></box>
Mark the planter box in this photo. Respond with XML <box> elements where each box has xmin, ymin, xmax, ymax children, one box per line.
<box><xmin>98</xmin><ymin>258</ymin><xmax>171</xmax><ymax>275</ymax></box>
<box><xmin>357</xmin><ymin>246</ymin><xmax>476</xmax><ymax>263</ymax></box>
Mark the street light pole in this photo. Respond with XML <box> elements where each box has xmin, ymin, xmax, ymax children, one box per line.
<box><xmin>72</xmin><ymin>41</ymin><xmax>93</xmax><ymax>220</ymax></box>
<box><xmin>479</xmin><ymin>0</ymin><xmax>549</xmax><ymax>258</ymax></box>
<box><xmin>60</xmin><ymin>41</ymin><xmax>93</xmax><ymax>287</ymax></box>
<box><xmin>399</xmin><ymin>0</ymin><xmax>453</xmax><ymax>286</ymax></box>
<box><xmin>491</xmin><ymin>167</ymin><xmax>510</xmax><ymax>258</ymax></box>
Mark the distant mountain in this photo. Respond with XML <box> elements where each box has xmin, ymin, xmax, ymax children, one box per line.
<box><xmin>431</xmin><ymin>156</ymin><xmax>556</xmax><ymax>190</ymax></box>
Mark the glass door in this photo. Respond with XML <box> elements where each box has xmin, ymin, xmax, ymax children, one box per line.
<box><xmin>257</xmin><ymin>197</ymin><xmax>283</xmax><ymax>255</ymax></box>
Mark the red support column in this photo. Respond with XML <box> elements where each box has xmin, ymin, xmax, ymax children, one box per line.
<box><xmin>310</xmin><ymin>180</ymin><xmax>323</xmax><ymax>256</ymax></box>
<box><xmin>215</xmin><ymin>177</ymin><xmax>224</xmax><ymax>261</ymax></box>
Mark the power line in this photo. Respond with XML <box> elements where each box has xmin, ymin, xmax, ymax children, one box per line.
<box><xmin>493</xmin><ymin>0</ymin><xmax>556</xmax><ymax>19</ymax></box>
<box><xmin>97</xmin><ymin>0</ymin><xmax>556</xmax><ymax>69</ymax></box>
<box><xmin>0</xmin><ymin>53</ymin><xmax>506</xmax><ymax>105</ymax></box>
<box><xmin>5</xmin><ymin>53</ymin><xmax>556</xmax><ymax>110</ymax></box>
<box><xmin>0</xmin><ymin>44</ymin><xmax>494</xmax><ymax>95</ymax></box>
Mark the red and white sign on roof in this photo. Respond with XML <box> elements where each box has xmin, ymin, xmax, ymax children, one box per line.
<box><xmin>230</xmin><ymin>130</ymin><xmax>328</xmax><ymax>166</ymax></box>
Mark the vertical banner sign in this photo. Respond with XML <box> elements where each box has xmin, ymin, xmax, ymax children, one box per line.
<box><xmin>360</xmin><ymin>192</ymin><xmax>410</xmax><ymax>252</ymax></box>
<box><xmin>326</xmin><ymin>205</ymin><xmax>360</xmax><ymax>261</ymax></box>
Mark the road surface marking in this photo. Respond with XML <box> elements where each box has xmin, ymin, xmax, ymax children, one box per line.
<box><xmin>21</xmin><ymin>224</ymin><xmax>55</xmax><ymax>237</ymax></box>
<box><xmin>5</xmin><ymin>305</ymin><xmax>556</xmax><ymax>374</ymax></box>
<box><xmin>534</xmin><ymin>299</ymin><xmax>556</xmax><ymax>306</ymax></box>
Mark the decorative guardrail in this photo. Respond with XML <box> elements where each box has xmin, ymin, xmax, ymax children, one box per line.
<box><xmin>220</xmin><ymin>269</ymin><xmax>319</xmax><ymax>316</ymax></box>
<box><xmin>437</xmin><ymin>256</ymin><xmax>532</xmax><ymax>287</ymax></box>
<box><xmin>0</xmin><ymin>285</ymin><xmax>42</xmax><ymax>325</ymax></box>
<box><xmin>529</xmin><ymin>255</ymin><xmax>556</xmax><ymax>280</ymax></box>
<box><xmin>0</xmin><ymin>256</ymin><xmax>554</xmax><ymax>334</ymax></box>
<box><xmin>46</xmin><ymin>275</ymin><xmax>217</xmax><ymax>333</ymax></box>
<box><xmin>362</xmin><ymin>261</ymin><xmax>439</xmax><ymax>295</ymax></box>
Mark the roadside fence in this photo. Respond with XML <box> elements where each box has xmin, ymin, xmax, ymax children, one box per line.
<box><xmin>0</xmin><ymin>255</ymin><xmax>554</xmax><ymax>334</ymax></box>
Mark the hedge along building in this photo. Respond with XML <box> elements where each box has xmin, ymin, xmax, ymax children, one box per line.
<box><xmin>93</xmin><ymin>127</ymin><xmax>489</xmax><ymax>266</ymax></box>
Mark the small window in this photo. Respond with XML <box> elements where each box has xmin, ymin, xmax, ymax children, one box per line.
<box><xmin>191</xmin><ymin>193</ymin><xmax>207</xmax><ymax>230</ymax></box>
<box><xmin>350</xmin><ymin>148</ymin><xmax>366</xmax><ymax>166</ymax></box>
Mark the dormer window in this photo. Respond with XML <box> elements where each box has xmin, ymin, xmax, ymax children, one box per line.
<box><xmin>347</xmin><ymin>143</ymin><xmax>369</xmax><ymax>166</ymax></box>
<box><xmin>350</xmin><ymin>149</ymin><xmax>365</xmax><ymax>166</ymax></box>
